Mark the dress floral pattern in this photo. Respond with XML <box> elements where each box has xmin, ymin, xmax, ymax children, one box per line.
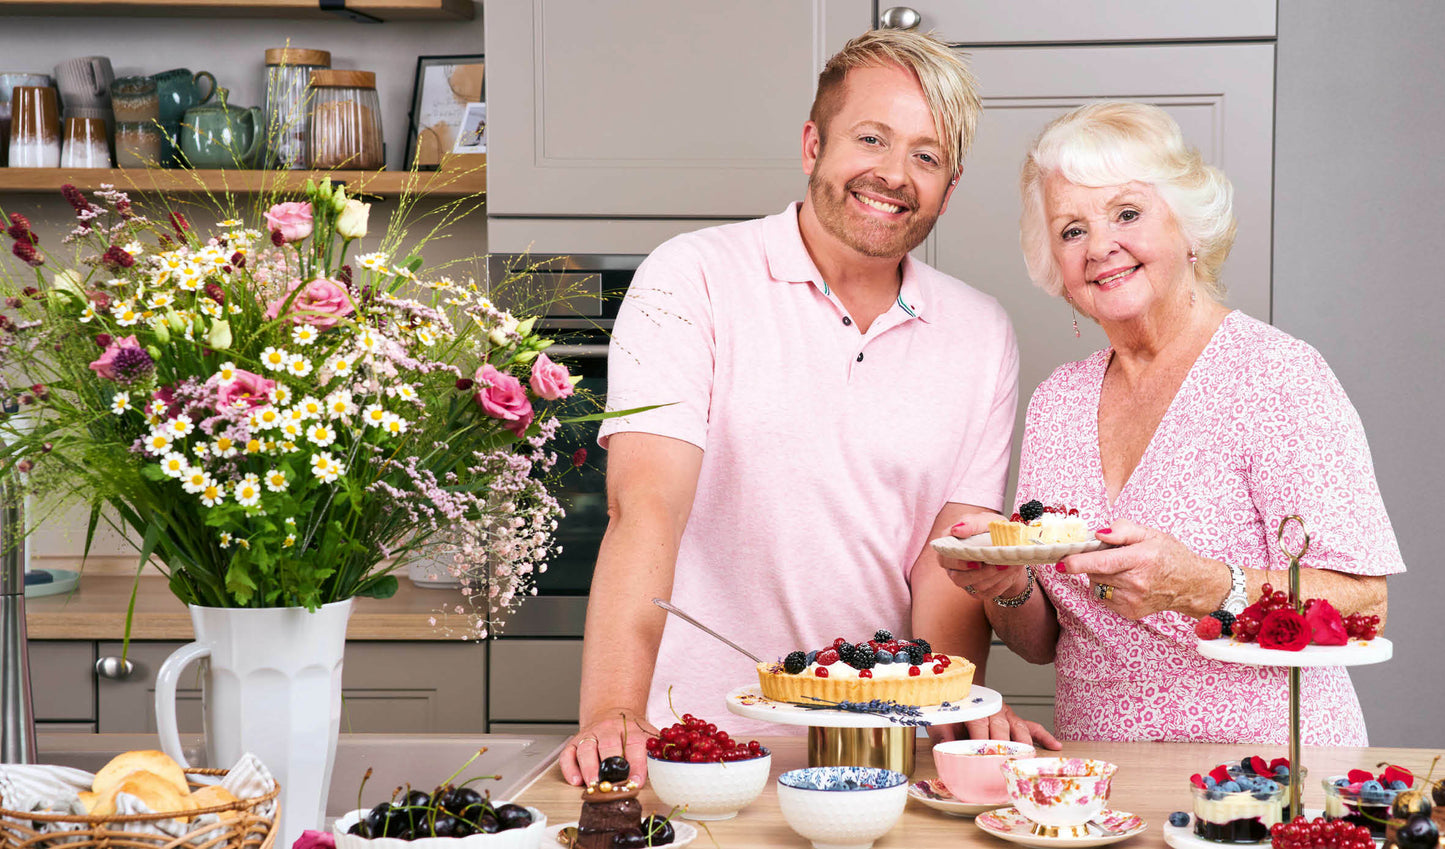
<box><xmin>1019</xmin><ymin>311</ymin><xmax>1404</xmax><ymax>745</ymax></box>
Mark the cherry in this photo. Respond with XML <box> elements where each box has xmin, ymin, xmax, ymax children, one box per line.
<box><xmin>598</xmin><ymin>755</ymin><xmax>631</xmax><ymax>783</ymax></box>
<box><xmin>611</xmin><ymin>828</ymin><xmax>648</xmax><ymax>848</ymax></box>
<box><xmin>494</xmin><ymin>803</ymin><xmax>533</xmax><ymax>830</ymax></box>
<box><xmin>641</xmin><ymin>814</ymin><xmax>675</xmax><ymax>844</ymax></box>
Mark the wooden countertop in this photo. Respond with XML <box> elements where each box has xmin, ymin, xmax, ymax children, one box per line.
<box><xmin>516</xmin><ymin>737</ymin><xmax>1442</xmax><ymax>848</ymax></box>
<box><xmin>25</xmin><ymin>574</ymin><xmax>482</xmax><ymax>641</ymax></box>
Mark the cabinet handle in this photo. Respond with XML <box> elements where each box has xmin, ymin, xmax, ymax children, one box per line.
<box><xmin>880</xmin><ymin>6</ymin><xmax>921</xmax><ymax>30</ymax></box>
<box><xmin>95</xmin><ymin>656</ymin><xmax>135</xmax><ymax>680</ymax></box>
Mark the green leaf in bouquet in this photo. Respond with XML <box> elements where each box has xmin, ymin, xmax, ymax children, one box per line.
<box><xmin>353</xmin><ymin>574</ymin><xmax>398</xmax><ymax>600</ymax></box>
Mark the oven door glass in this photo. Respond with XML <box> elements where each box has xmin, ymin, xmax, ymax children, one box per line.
<box><xmin>533</xmin><ymin>349</ymin><xmax>607</xmax><ymax>595</ymax></box>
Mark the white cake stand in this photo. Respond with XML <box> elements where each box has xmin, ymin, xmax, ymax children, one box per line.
<box><xmin>726</xmin><ymin>684</ymin><xmax>1002</xmax><ymax>776</ymax></box>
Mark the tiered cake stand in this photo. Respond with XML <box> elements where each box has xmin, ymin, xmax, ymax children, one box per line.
<box><xmin>1163</xmin><ymin>516</ymin><xmax>1394</xmax><ymax>849</ymax></box>
<box><xmin>725</xmin><ymin>683</ymin><xmax>1003</xmax><ymax>776</ymax></box>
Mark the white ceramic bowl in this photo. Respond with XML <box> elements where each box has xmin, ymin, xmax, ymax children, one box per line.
<box><xmin>645</xmin><ymin>752</ymin><xmax>772</xmax><ymax>820</ymax></box>
<box><xmin>1000</xmin><ymin>757</ymin><xmax>1117</xmax><ymax>828</ymax></box>
<box><xmin>776</xmin><ymin>766</ymin><xmax>909</xmax><ymax>849</ymax></box>
<box><xmin>332</xmin><ymin>805</ymin><xmax>546</xmax><ymax>849</ymax></box>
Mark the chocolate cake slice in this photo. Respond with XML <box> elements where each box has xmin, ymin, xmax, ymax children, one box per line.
<box><xmin>576</xmin><ymin>786</ymin><xmax>642</xmax><ymax>849</ymax></box>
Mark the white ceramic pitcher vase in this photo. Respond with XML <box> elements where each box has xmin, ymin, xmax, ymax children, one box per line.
<box><xmin>154</xmin><ymin>599</ymin><xmax>353</xmax><ymax>849</ymax></box>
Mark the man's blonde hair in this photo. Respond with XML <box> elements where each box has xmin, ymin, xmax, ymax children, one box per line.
<box><xmin>810</xmin><ymin>29</ymin><xmax>981</xmax><ymax>176</ymax></box>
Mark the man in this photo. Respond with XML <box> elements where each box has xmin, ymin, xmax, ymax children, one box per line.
<box><xmin>561</xmin><ymin>29</ymin><xmax>1058</xmax><ymax>787</ymax></box>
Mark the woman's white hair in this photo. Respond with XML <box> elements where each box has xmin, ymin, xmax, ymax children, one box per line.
<box><xmin>1019</xmin><ymin>101</ymin><xmax>1237</xmax><ymax>302</ymax></box>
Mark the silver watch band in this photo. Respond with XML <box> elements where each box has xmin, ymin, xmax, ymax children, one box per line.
<box><xmin>1220</xmin><ymin>561</ymin><xmax>1247</xmax><ymax>615</ymax></box>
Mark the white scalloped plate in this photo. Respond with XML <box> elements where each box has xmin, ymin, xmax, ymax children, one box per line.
<box><xmin>544</xmin><ymin>819</ymin><xmax>697</xmax><ymax>848</ymax></box>
<box><xmin>976</xmin><ymin>807</ymin><xmax>1147</xmax><ymax>848</ymax></box>
<box><xmin>931</xmin><ymin>532</ymin><xmax>1109</xmax><ymax>566</ymax></box>
<box><xmin>725</xmin><ymin>684</ymin><xmax>1002</xmax><ymax>728</ymax></box>
<box><xmin>1196</xmin><ymin>636</ymin><xmax>1392</xmax><ymax>668</ymax></box>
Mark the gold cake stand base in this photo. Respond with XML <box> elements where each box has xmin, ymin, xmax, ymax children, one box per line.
<box><xmin>807</xmin><ymin>725</ymin><xmax>917</xmax><ymax>776</ymax></box>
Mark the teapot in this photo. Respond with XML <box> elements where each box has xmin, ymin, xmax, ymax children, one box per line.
<box><xmin>179</xmin><ymin>88</ymin><xmax>262</xmax><ymax>169</ymax></box>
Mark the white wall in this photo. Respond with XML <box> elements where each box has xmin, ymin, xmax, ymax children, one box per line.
<box><xmin>1274</xmin><ymin>0</ymin><xmax>1443</xmax><ymax>747</ymax></box>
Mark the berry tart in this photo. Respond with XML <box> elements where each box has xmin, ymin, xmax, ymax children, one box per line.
<box><xmin>756</xmin><ymin>631</ymin><xmax>974</xmax><ymax>707</ymax></box>
<box><xmin>988</xmin><ymin>500</ymin><xmax>1090</xmax><ymax>546</ymax></box>
<box><xmin>1323</xmin><ymin>765</ymin><xmax>1415</xmax><ymax>839</ymax></box>
<box><xmin>1190</xmin><ymin>757</ymin><xmax>1301</xmax><ymax>843</ymax></box>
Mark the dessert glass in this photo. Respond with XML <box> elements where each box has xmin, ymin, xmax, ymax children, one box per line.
<box><xmin>1322</xmin><ymin>777</ymin><xmax>1397</xmax><ymax>839</ymax></box>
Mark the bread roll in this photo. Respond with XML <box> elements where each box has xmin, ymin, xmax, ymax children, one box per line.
<box><xmin>189</xmin><ymin>785</ymin><xmax>240</xmax><ymax>821</ymax></box>
<box><xmin>86</xmin><ymin>770</ymin><xmax>196</xmax><ymax>817</ymax></box>
<box><xmin>92</xmin><ymin>750</ymin><xmax>189</xmax><ymax>798</ymax></box>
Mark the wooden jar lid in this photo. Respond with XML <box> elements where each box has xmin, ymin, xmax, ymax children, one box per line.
<box><xmin>265</xmin><ymin>48</ymin><xmax>332</xmax><ymax>67</ymax></box>
<box><xmin>310</xmin><ymin>70</ymin><xmax>376</xmax><ymax>89</ymax></box>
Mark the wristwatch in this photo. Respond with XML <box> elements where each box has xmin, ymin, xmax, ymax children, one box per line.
<box><xmin>1219</xmin><ymin>562</ymin><xmax>1247</xmax><ymax>615</ymax></box>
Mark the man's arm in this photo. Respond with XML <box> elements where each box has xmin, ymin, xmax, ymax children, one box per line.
<box><xmin>560</xmin><ymin>432</ymin><xmax>703</xmax><ymax>787</ymax></box>
<box><xmin>912</xmin><ymin>504</ymin><xmax>1061</xmax><ymax>749</ymax></box>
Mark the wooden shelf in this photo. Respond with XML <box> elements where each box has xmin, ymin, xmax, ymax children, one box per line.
<box><xmin>0</xmin><ymin>0</ymin><xmax>474</xmax><ymax>21</ymax></box>
<box><xmin>0</xmin><ymin>161</ymin><xmax>486</xmax><ymax>198</ymax></box>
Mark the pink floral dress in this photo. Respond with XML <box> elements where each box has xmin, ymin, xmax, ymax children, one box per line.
<box><xmin>1018</xmin><ymin>311</ymin><xmax>1404</xmax><ymax>745</ymax></box>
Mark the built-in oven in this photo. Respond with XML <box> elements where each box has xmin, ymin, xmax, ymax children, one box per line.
<box><xmin>484</xmin><ymin>254</ymin><xmax>645</xmax><ymax>638</ymax></box>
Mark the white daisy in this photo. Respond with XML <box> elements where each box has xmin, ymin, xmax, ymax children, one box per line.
<box><xmin>355</xmin><ymin>330</ymin><xmax>380</xmax><ymax>354</ymax></box>
<box><xmin>326</xmin><ymin>354</ymin><xmax>354</xmax><ymax>376</ymax></box>
<box><xmin>251</xmin><ymin>407</ymin><xmax>282</xmax><ymax>430</ymax></box>
<box><xmin>176</xmin><ymin>264</ymin><xmax>203</xmax><ymax>291</ymax></box>
<box><xmin>198</xmin><ymin>298</ymin><xmax>223</xmax><ymax>318</ymax></box>
<box><xmin>213</xmin><ymin>436</ymin><xmax>239</xmax><ymax>458</ymax></box>
<box><xmin>216</xmin><ymin>361</ymin><xmax>238</xmax><ymax>384</ymax></box>
<box><xmin>361</xmin><ymin>403</ymin><xmax>387</xmax><ymax>428</ymax></box>
<box><xmin>264</xmin><ymin>469</ymin><xmax>288</xmax><ymax>492</ymax></box>
<box><xmin>218</xmin><ymin>531</ymin><xmax>232</xmax><ymax>548</ymax></box>
<box><xmin>306</xmin><ymin>423</ymin><xmax>337</xmax><ymax>447</ymax></box>
<box><xmin>381</xmin><ymin>413</ymin><xmax>409</xmax><ymax>437</ymax></box>
<box><xmin>325</xmin><ymin>390</ymin><xmax>357</xmax><ymax>419</ymax></box>
<box><xmin>415</xmin><ymin>328</ymin><xmax>436</xmax><ymax>347</ymax></box>
<box><xmin>291</xmin><ymin>324</ymin><xmax>319</xmax><ymax>346</ymax></box>
<box><xmin>286</xmin><ymin>354</ymin><xmax>313</xmax><ymax>378</ymax></box>
<box><xmin>159</xmin><ymin>451</ymin><xmax>189</xmax><ymax>478</ymax></box>
<box><xmin>310</xmin><ymin>452</ymin><xmax>345</xmax><ymax>483</ymax></box>
<box><xmin>259</xmin><ymin>346</ymin><xmax>290</xmax><ymax>372</ymax></box>
<box><xmin>283</xmin><ymin>534</ymin><xmax>296</xmax><ymax>548</ymax></box>
<box><xmin>199</xmin><ymin>478</ymin><xmax>225</xmax><ymax>506</ymax></box>
<box><xmin>280</xmin><ymin>421</ymin><xmax>303</xmax><ymax>440</ymax></box>
<box><xmin>80</xmin><ymin>305</ymin><xmax>97</xmax><ymax>323</ymax></box>
<box><xmin>234</xmin><ymin>475</ymin><xmax>262</xmax><ymax>508</ymax></box>
<box><xmin>149</xmin><ymin>398</ymin><xmax>168</xmax><ymax>417</ymax></box>
<box><xmin>390</xmin><ymin>384</ymin><xmax>419</xmax><ymax>403</ymax></box>
<box><xmin>168</xmin><ymin>414</ymin><xmax>195</xmax><ymax>438</ymax></box>
<box><xmin>112</xmin><ymin>302</ymin><xmax>140</xmax><ymax>327</ymax></box>
<box><xmin>357</xmin><ymin>252</ymin><xmax>389</xmax><ymax>270</ymax></box>
<box><xmin>144</xmin><ymin>431</ymin><xmax>173</xmax><ymax>455</ymax></box>
<box><xmin>147</xmin><ymin>292</ymin><xmax>175</xmax><ymax>309</ymax></box>
<box><xmin>122</xmin><ymin>240</ymin><xmax>146</xmax><ymax>257</ymax></box>
<box><xmin>297</xmin><ymin>396</ymin><xmax>325</xmax><ymax>419</ymax></box>
<box><xmin>110</xmin><ymin>393</ymin><xmax>131</xmax><ymax>415</ymax></box>
<box><xmin>218</xmin><ymin>219</ymin><xmax>242</xmax><ymax>229</ymax></box>
<box><xmin>181</xmin><ymin>468</ymin><xmax>209</xmax><ymax>493</ymax></box>
<box><xmin>245</xmin><ymin>438</ymin><xmax>265</xmax><ymax>455</ymax></box>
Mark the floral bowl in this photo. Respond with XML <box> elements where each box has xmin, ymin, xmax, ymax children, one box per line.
<box><xmin>1001</xmin><ymin>757</ymin><xmax>1117</xmax><ymax>828</ymax></box>
<box><xmin>776</xmin><ymin>766</ymin><xmax>908</xmax><ymax>849</ymax></box>
<box><xmin>932</xmin><ymin>739</ymin><xmax>1035</xmax><ymax>805</ymax></box>
<box><xmin>645</xmin><ymin>752</ymin><xmax>772</xmax><ymax>820</ymax></box>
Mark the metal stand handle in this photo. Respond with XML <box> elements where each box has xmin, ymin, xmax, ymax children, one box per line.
<box><xmin>1278</xmin><ymin>514</ymin><xmax>1311</xmax><ymax>822</ymax></box>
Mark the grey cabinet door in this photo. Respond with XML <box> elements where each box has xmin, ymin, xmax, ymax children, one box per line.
<box><xmin>919</xmin><ymin>43</ymin><xmax>1274</xmax><ymax>507</ymax></box>
<box><xmin>32</xmin><ymin>641</ymin><xmax>96</xmax><ymax>723</ymax></box>
<box><xmin>889</xmin><ymin>1</ymin><xmax>1275</xmax><ymax>43</ymax></box>
<box><xmin>96</xmin><ymin>641</ymin><xmax>486</xmax><ymax>734</ymax></box>
<box><xmin>485</xmin><ymin>0</ymin><xmax>871</xmax><ymax>217</ymax></box>
<box><xmin>487</xmin><ymin>639</ymin><xmax>583</xmax><ymax>725</ymax></box>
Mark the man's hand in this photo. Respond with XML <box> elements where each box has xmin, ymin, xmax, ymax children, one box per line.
<box><xmin>559</xmin><ymin>710</ymin><xmax>658</xmax><ymax>787</ymax></box>
<box><xmin>939</xmin><ymin>512</ymin><xmax>1032</xmax><ymax>602</ymax></box>
<box><xmin>960</xmin><ymin>702</ymin><xmax>1061</xmax><ymax>749</ymax></box>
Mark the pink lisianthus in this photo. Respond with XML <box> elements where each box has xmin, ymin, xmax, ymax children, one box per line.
<box><xmin>292</xmin><ymin>830</ymin><xmax>335</xmax><ymax>849</ymax></box>
<box><xmin>88</xmin><ymin>335</ymin><xmax>142</xmax><ymax>380</ymax></box>
<box><xmin>474</xmin><ymin>364</ymin><xmax>534</xmax><ymax>436</ymax></box>
<box><xmin>262</xmin><ymin>201</ymin><xmax>314</xmax><ymax>243</ymax></box>
<box><xmin>528</xmin><ymin>353</ymin><xmax>574</xmax><ymax>401</ymax></box>
<box><xmin>215</xmin><ymin>369</ymin><xmax>276</xmax><ymax>413</ymax></box>
<box><xmin>265</xmin><ymin>278</ymin><xmax>354</xmax><ymax>329</ymax></box>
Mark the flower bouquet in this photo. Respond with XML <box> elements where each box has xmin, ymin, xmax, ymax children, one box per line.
<box><xmin>0</xmin><ymin>180</ymin><xmax>611</xmax><ymax>634</ymax></box>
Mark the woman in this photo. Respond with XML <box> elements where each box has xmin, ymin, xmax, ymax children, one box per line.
<box><xmin>945</xmin><ymin>101</ymin><xmax>1403</xmax><ymax>744</ymax></box>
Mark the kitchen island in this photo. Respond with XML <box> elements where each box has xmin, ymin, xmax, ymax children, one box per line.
<box><xmin>515</xmin><ymin>737</ymin><xmax>1442</xmax><ymax>848</ymax></box>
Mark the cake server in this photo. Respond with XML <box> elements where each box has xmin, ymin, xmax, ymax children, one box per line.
<box><xmin>651</xmin><ymin>598</ymin><xmax>764</xmax><ymax>663</ymax></box>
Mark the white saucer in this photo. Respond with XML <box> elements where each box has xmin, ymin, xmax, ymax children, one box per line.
<box><xmin>1196</xmin><ymin>636</ymin><xmax>1392</xmax><ymax>668</ymax></box>
<box><xmin>908</xmin><ymin>780</ymin><xmax>1004</xmax><ymax>817</ymax></box>
<box><xmin>726</xmin><ymin>684</ymin><xmax>1002</xmax><ymax>728</ymax></box>
<box><xmin>931</xmin><ymin>532</ymin><xmax>1109</xmax><ymax>566</ymax></box>
<box><xmin>976</xmin><ymin>807</ymin><xmax>1147</xmax><ymax>848</ymax></box>
<box><xmin>544</xmin><ymin>819</ymin><xmax>697</xmax><ymax>848</ymax></box>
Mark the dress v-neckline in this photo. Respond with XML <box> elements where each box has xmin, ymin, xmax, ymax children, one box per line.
<box><xmin>1091</xmin><ymin>310</ymin><xmax>1237</xmax><ymax>516</ymax></box>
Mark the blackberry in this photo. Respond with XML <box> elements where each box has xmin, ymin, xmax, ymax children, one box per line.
<box><xmin>874</xmin><ymin>629</ymin><xmax>893</xmax><ymax>642</ymax></box>
<box><xmin>905</xmin><ymin>644</ymin><xmax>927</xmax><ymax>665</ymax></box>
<box><xmin>850</xmin><ymin>644</ymin><xmax>876</xmax><ymax>670</ymax></box>
<box><xmin>1019</xmin><ymin>500</ymin><xmax>1045</xmax><ymax>522</ymax></box>
<box><xmin>911</xmin><ymin>638</ymin><xmax>932</xmax><ymax>655</ymax></box>
<box><xmin>837</xmin><ymin>642</ymin><xmax>857</xmax><ymax>664</ymax></box>
<box><xmin>783</xmin><ymin>650</ymin><xmax>808</xmax><ymax>675</ymax></box>
<box><xmin>1209</xmin><ymin>610</ymin><xmax>1236</xmax><ymax>637</ymax></box>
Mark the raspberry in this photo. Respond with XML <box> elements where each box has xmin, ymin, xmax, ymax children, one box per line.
<box><xmin>1195</xmin><ymin>616</ymin><xmax>1223</xmax><ymax>640</ymax></box>
<box><xmin>932</xmin><ymin>664</ymin><xmax>944</xmax><ymax>674</ymax></box>
<box><xmin>816</xmin><ymin>648</ymin><xmax>839</xmax><ymax>666</ymax></box>
<box><xmin>858</xmin><ymin>669</ymin><xmax>872</xmax><ymax>678</ymax></box>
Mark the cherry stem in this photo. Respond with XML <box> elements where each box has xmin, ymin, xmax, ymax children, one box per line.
<box><xmin>441</xmin><ymin>748</ymin><xmax>488</xmax><ymax>789</ymax></box>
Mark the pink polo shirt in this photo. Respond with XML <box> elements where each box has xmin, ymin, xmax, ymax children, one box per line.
<box><xmin>599</xmin><ymin>203</ymin><xmax>1018</xmax><ymax>735</ymax></box>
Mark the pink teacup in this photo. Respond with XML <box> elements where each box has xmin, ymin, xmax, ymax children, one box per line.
<box><xmin>1001</xmin><ymin>757</ymin><xmax>1117</xmax><ymax>828</ymax></box>
<box><xmin>932</xmin><ymin>739</ymin><xmax>1035</xmax><ymax>804</ymax></box>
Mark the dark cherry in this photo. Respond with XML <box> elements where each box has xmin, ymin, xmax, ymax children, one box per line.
<box><xmin>404</xmin><ymin>790</ymin><xmax>432</xmax><ymax>809</ymax></box>
<box><xmin>1396</xmin><ymin>815</ymin><xmax>1440</xmax><ymax>849</ymax></box>
<box><xmin>611</xmin><ymin>828</ymin><xmax>648</xmax><ymax>849</ymax></box>
<box><xmin>494</xmin><ymin>803</ymin><xmax>534</xmax><ymax>830</ymax></box>
<box><xmin>475</xmin><ymin>813</ymin><xmax>500</xmax><ymax>834</ymax></box>
<box><xmin>598</xmin><ymin>756</ymin><xmax>631</xmax><ymax>784</ymax></box>
<box><xmin>641</xmin><ymin>815</ymin><xmax>675</xmax><ymax>844</ymax></box>
<box><xmin>365</xmin><ymin>802</ymin><xmax>393</xmax><ymax>836</ymax></box>
<box><xmin>427</xmin><ymin>814</ymin><xmax>460</xmax><ymax>837</ymax></box>
<box><xmin>346</xmin><ymin>821</ymin><xmax>370</xmax><ymax>837</ymax></box>
<box><xmin>1433</xmin><ymin>780</ymin><xmax>1445</xmax><ymax>807</ymax></box>
<box><xmin>449</xmin><ymin>818</ymin><xmax>478</xmax><ymax>838</ymax></box>
<box><xmin>442</xmin><ymin>786</ymin><xmax>485</xmax><ymax>818</ymax></box>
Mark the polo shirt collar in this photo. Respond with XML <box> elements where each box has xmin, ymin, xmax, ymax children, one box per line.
<box><xmin>763</xmin><ymin>202</ymin><xmax>931</xmax><ymax>323</ymax></box>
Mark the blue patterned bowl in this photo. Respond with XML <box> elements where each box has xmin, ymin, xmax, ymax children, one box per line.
<box><xmin>776</xmin><ymin>767</ymin><xmax>908</xmax><ymax>849</ymax></box>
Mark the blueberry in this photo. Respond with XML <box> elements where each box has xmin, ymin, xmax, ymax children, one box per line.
<box><xmin>1241</xmin><ymin>758</ymin><xmax>1257</xmax><ymax>775</ymax></box>
<box><xmin>1391</xmin><ymin>780</ymin><xmax>1410</xmax><ymax>791</ymax></box>
<box><xmin>1257</xmin><ymin>779</ymin><xmax>1279</xmax><ymax>794</ymax></box>
<box><xmin>1204</xmin><ymin>776</ymin><xmax>1217</xmax><ymax>789</ymax></box>
<box><xmin>1206</xmin><ymin>790</ymin><xmax>1224</xmax><ymax>801</ymax></box>
<box><xmin>1169</xmin><ymin>812</ymin><xmax>1190</xmax><ymax>828</ymax></box>
<box><xmin>893</xmin><ymin>650</ymin><xmax>910</xmax><ymax>663</ymax></box>
<box><xmin>874</xmin><ymin>648</ymin><xmax>894</xmax><ymax>664</ymax></box>
<box><xmin>1275</xmin><ymin>766</ymin><xmax>1291</xmax><ymax>779</ymax></box>
<box><xmin>806</xmin><ymin>650</ymin><xmax>818</xmax><ymax>665</ymax></box>
<box><xmin>1334</xmin><ymin>777</ymin><xmax>1352</xmax><ymax>788</ymax></box>
<box><xmin>1362</xmin><ymin>780</ymin><xmax>1385</xmax><ymax>793</ymax></box>
<box><xmin>1220</xmin><ymin>781</ymin><xmax>1242</xmax><ymax>793</ymax></box>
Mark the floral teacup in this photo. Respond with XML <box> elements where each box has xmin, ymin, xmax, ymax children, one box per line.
<box><xmin>1001</xmin><ymin>757</ymin><xmax>1117</xmax><ymax>829</ymax></box>
<box><xmin>933</xmin><ymin>739</ymin><xmax>1035</xmax><ymax>804</ymax></box>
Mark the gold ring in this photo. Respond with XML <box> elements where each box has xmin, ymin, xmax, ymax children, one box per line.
<box><xmin>1094</xmin><ymin>583</ymin><xmax>1114</xmax><ymax>602</ymax></box>
<box><xmin>575</xmin><ymin>736</ymin><xmax>598</xmax><ymax>746</ymax></box>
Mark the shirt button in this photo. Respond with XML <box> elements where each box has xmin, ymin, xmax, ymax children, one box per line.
<box><xmin>856</xmin><ymin>352</ymin><xmax>864</xmax><ymax>362</ymax></box>
<box><xmin>842</xmin><ymin>316</ymin><xmax>852</xmax><ymax>326</ymax></box>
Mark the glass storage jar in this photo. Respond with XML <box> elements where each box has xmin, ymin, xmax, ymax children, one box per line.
<box><xmin>263</xmin><ymin>47</ymin><xmax>330</xmax><ymax>169</ymax></box>
<box><xmin>308</xmin><ymin>69</ymin><xmax>383</xmax><ymax>170</ymax></box>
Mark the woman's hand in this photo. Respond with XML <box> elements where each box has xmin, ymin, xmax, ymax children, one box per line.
<box><xmin>940</xmin><ymin>512</ymin><xmax>1032</xmax><ymax>601</ymax></box>
<box><xmin>559</xmin><ymin>710</ymin><xmax>658</xmax><ymax>787</ymax></box>
<box><xmin>1058</xmin><ymin>519</ymin><xmax>1214</xmax><ymax>619</ymax></box>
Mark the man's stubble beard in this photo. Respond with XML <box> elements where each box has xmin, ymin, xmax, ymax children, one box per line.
<box><xmin>807</xmin><ymin>172</ymin><xmax>941</xmax><ymax>259</ymax></box>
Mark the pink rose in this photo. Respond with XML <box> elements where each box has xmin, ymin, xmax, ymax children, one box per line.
<box><xmin>88</xmin><ymin>335</ymin><xmax>142</xmax><ymax>380</ymax></box>
<box><xmin>292</xmin><ymin>830</ymin><xmax>335</xmax><ymax>849</ymax></box>
<box><xmin>474</xmin><ymin>364</ymin><xmax>534</xmax><ymax>436</ymax></box>
<box><xmin>528</xmin><ymin>353</ymin><xmax>574</xmax><ymax>401</ymax></box>
<box><xmin>215</xmin><ymin>369</ymin><xmax>276</xmax><ymax>413</ymax></box>
<box><xmin>1304</xmin><ymin>598</ymin><xmax>1349</xmax><ymax>646</ymax></box>
<box><xmin>263</xmin><ymin>201</ymin><xmax>313</xmax><ymax>242</ymax></box>
<box><xmin>265</xmin><ymin>278</ymin><xmax>354</xmax><ymax>329</ymax></box>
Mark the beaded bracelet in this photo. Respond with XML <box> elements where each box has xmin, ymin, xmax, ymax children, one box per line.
<box><xmin>992</xmin><ymin>564</ymin><xmax>1036</xmax><ymax>608</ymax></box>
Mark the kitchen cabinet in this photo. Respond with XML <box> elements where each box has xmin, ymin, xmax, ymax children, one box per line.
<box><xmin>484</xmin><ymin>0</ymin><xmax>871</xmax><ymax>223</ymax></box>
<box><xmin>487</xmin><ymin>639</ymin><xmax>583</xmax><ymax>729</ymax></box>
<box><xmin>0</xmin><ymin>0</ymin><xmax>474</xmax><ymax>22</ymax></box>
<box><xmin>32</xmin><ymin>641</ymin><xmax>97</xmax><ymax>730</ymax></box>
<box><xmin>878</xmin><ymin>2</ymin><xmax>1275</xmax><ymax>44</ymax></box>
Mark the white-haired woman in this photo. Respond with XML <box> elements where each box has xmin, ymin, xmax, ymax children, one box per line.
<box><xmin>943</xmin><ymin>101</ymin><xmax>1403</xmax><ymax>744</ymax></box>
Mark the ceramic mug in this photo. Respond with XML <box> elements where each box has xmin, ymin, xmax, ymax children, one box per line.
<box><xmin>52</xmin><ymin>55</ymin><xmax>113</xmax><ymax>110</ymax></box>
<box><xmin>932</xmin><ymin>739</ymin><xmax>1036</xmax><ymax>805</ymax></box>
<box><xmin>110</xmin><ymin>75</ymin><xmax>159</xmax><ymax>123</ymax></box>
<box><xmin>8</xmin><ymin>85</ymin><xmax>61</xmax><ymax>167</ymax></box>
<box><xmin>61</xmin><ymin>116</ymin><xmax>110</xmax><ymax>168</ymax></box>
<box><xmin>1</xmin><ymin>74</ymin><xmax>54</xmax><ymax>166</ymax></box>
<box><xmin>115</xmin><ymin>120</ymin><xmax>162</xmax><ymax>168</ymax></box>
<box><xmin>152</xmin><ymin>68</ymin><xmax>216</xmax><ymax>125</ymax></box>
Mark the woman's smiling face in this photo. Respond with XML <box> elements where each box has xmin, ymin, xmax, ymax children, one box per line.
<box><xmin>1044</xmin><ymin>173</ymin><xmax>1193</xmax><ymax>327</ymax></box>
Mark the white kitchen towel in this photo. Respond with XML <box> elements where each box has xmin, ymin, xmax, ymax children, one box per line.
<box><xmin>0</xmin><ymin>763</ymin><xmax>91</xmax><ymax>814</ymax></box>
<box><xmin>218</xmin><ymin>752</ymin><xmax>278</xmax><ymax>819</ymax></box>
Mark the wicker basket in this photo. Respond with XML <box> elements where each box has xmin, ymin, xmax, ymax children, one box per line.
<box><xmin>0</xmin><ymin>768</ymin><xmax>279</xmax><ymax>849</ymax></box>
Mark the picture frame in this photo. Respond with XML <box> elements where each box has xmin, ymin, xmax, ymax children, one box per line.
<box><xmin>453</xmin><ymin>102</ymin><xmax>487</xmax><ymax>154</ymax></box>
<box><xmin>405</xmin><ymin>53</ymin><xmax>485</xmax><ymax>170</ymax></box>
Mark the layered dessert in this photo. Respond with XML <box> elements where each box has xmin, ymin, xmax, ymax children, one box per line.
<box><xmin>576</xmin><ymin>756</ymin><xmax>642</xmax><ymax>849</ymax></box>
<box><xmin>989</xmin><ymin>500</ymin><xmax>1090</xmax><ymax>546</ymax></box>
<box><xmin>1323</xmin><ymin>766</ymin><xmax>1413</xmax><ymax>839</ymax></box>
<box><xmin>757</xmin><ymin>631</ymin><xmax>973</xmax><ymax>707</ymax></box>
<box><xmin>1190</xmin><ymin>757</ymin><xmax>1299</xmax><ymax>843</ymax></box>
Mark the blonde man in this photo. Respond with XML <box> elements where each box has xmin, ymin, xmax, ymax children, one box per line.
<box><xmin>562</xmin><ymin>29</ymin><xmax>1058</xmax><ymax>787</ymax></box>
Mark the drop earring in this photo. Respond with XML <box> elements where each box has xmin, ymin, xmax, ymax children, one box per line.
<box><xmin>1067</xmin><ymin>297</ymin><xmax>1080</xmax><ymax>338</ymax></box>
<box><xmin>1189</xmin><ymin>249</ymin><xmax>1199</xmax><ymax>307</ymax></box>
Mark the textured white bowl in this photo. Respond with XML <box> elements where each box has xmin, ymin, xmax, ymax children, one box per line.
<box><xmin>332</xmin><ymin>806</ymin><xmax>546</xmax><ymax>849</ymax></box>
<box><xmin>776</xmin><ymin>767</ymin><xmax>909</xmax><ymax>849</ymax></box>
<box><xmin>645</xmin><ymin>752</ymin><xmax>772</xmax><ymax>820</ymax></box>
